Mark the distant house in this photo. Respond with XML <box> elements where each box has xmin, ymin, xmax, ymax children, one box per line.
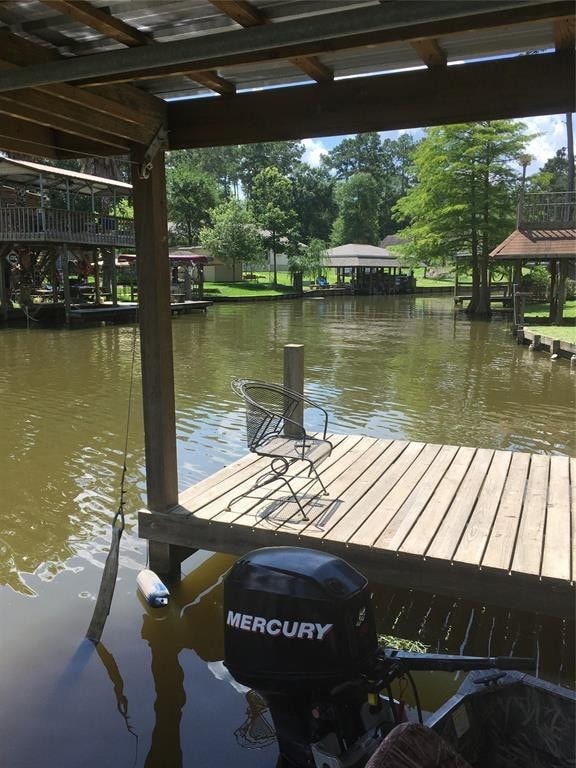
<box><xmin>186</xmin><ymin>246</ymin><xmax>242</xmax><ymax>282</ymax></box>
<box><xmin>325</xmin><ymin>243</ymin><xmax>414</xmax><ymax>294</ymax></box>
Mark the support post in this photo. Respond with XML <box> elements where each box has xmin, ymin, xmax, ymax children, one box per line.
<box><xmin>284</xmin><ymin>343</ymin><xmax>304</xmax><ymax>437</ymax></box>
<box><xmin>0</xmin><ymin>245</ymin><xmax>8</xmax><ymax>320</ymax></box>
<box><xmin>61</xmin><ymin>244</ymin><xmax>71</xmax><ymax>323</ymax></box>
<box><xmin>131</xmin><ymin>148</ymin><xmax>194</xmax><ymax>578</ymax></box>
<box><xmin>111</xmin><ymin>247</ymin><xmax>118</xmax><ymax>306</ymax></box>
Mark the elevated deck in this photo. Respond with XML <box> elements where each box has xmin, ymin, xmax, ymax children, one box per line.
<box><xmin>139</xmin><ymin>434</ymin><xmax>574</xmax><ymax>618</ymax></box>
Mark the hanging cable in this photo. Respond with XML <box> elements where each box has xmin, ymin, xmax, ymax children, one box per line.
<box><xmin>86</xmin><ymin>323</ymin><xmax>138</xmax><ymax>644</ymax></box>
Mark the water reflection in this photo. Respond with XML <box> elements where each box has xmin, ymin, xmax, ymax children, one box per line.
<box><xmin>0</xmin><ymin>296</ymin><xmax>574</xmax><ymax>767</ymax></box>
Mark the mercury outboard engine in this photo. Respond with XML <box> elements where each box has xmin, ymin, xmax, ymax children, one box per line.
<box><xmin>223</xmin><ymin>547</ymin><xmax>392</xmax><ymax>767</ymax></box>
<box><xmin>223</xmin><ymin>547</ymin><xmax>535</xmax><ymax>768</ymax></box>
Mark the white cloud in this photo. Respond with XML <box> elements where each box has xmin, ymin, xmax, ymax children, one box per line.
<box><xmin>515</xmin><ymin>114</ymin><xmax>573</xmax><ymax>173</ymax></box>
<box><xmin>302</xmin><ymin>137</ymin><xmax>328</xmax><ymax>167</ymax></box>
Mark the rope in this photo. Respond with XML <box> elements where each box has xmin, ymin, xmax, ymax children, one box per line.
<box><xmin>86</xmin><ymin>323</ymin><xmax>139</xmax><ymax>644</ymax></box>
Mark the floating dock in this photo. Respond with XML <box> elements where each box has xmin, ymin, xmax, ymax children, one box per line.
<box><xmin>139</xmin><ymin>434</ymin><xmax>574</xmax><ymax>618</ymax></box>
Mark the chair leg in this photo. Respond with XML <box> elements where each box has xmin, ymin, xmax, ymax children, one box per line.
<box><xmin>227</xmin><ymin>470</ymin><xmax>309</xmax><ymax>520</ymax></box>
<box><xmin>308</xmin><ymin>462</ymin><xmax>329</xmax><ymax>495</ymax></box>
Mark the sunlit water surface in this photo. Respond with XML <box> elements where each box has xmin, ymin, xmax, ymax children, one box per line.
<box><xmin>1</xmin><ymin>296</ymin><xmax>574</xmax><ymax>768</ymax></box>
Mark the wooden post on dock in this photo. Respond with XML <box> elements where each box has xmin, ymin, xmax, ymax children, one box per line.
<box><xmin>132</xmin><ymin>148</ymin><xmax>194</xmax><ymax>577</ymax></box>
<box><xmin>284</xmin><ymin>343</ymin><xmax>304</xmax><ymax>436</ymax></box>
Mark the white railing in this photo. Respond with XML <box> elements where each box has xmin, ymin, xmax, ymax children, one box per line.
<box><xmin>0</xmin><ymin>206</ymin><xmax>135</xmax><ymax>246</ymax></box>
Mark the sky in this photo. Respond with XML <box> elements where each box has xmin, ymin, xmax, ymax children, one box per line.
<box><xmin>301</xmin><ymin>114</ymin><xmax>574</xmax><ymax>176</ymax></box>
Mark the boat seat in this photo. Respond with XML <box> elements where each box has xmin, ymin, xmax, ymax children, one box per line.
<box><xmin>365</xmin><ymin>723</ymin><xmax>474</xmax><ymax>768</ymax></box>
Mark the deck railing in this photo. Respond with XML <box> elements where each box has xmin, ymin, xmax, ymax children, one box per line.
<box><xmin>518</xmin><ymin>191</ymin><xmax>576</xmax><ymax>229</ymax></box>
<box><xmin>0</xmin><ymin>206</ymin><xmax>135</xmax><ymax>247</ymax></box>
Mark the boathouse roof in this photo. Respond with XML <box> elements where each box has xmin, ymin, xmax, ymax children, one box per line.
<box><xmin>490</xmin><ymin>228</ymin><xmax>576</xmax><ymax>260</ymax></box>
<box><xmin>325</xmin><ymin>243</ymin><xmax>401</xmax><ymax>269</ymax></box>
<box><xmin>0</xmin><ymin>155</ymin><xmax>132</xmax><ymax>195</ymax></box>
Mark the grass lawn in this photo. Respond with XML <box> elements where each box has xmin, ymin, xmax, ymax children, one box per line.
<box><xmin>524</xmin><ymin>299</ymin><xmax>575</xmax><ymax>344</ymax></box>
<box><xmin>203</xmin><ymin>279</ymin><xmax>296</xmax><ymax>298</ymax></box>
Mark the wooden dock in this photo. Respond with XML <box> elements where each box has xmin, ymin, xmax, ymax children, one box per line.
<box><xmin>139</xmin><ymin>434</ymin><xmax>574</xmax><ymax>618</ymax></box>
<box><xmin>68</xmin><ymin>300</ymin><xmax>211</xmax><ymax>324</ymax></box>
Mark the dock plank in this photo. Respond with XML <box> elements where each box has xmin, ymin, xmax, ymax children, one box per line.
<box><xmin>541</xmin><ymin>456</ymin><xmax>571</xmax><ymax>582</ymax></box>
<box><xmin>453</xmin><ymin>449</ymin><xmax>512</xmax><ymax>567</ymax></box>
<box><xmin>350</xmin><ymin>443</ymin><xmax>443</xmax><ymax>547</ymax></box>
<box><xmin>329</xmin><ymin>441</ymin><xmax>426</xmax><ymax>544</ymax></box>
<box><xmin>304</xmin><ymin>439</ymin><xmax>410</xmax><ymax>540</ymax></box>
<box><xmin>375</xmin><ymin>444</ymin><xmax>460</xmax><ymax>552</ymax></box>
<box><xmin>399</xmin><ymin>446</ymin><xmax>476</xmax><ymax>556</ymax></box>
<box><xmin>482</xmin><ymin>451</ymin><xmax>530</xmax><ymax>572</ymax></box>
<box><xmin>140</xmin><ymin>435</ymin><xmax>574</xmax><ymax>618</ymax></box>
<box><xmin>510</xmin><ymin>454</ymin><xmax>548</xmax><ymax>577</ymax></box>
<box><xmin>417</xmin><ymin>448</ymin><xmax>495</xmax><ymax>562</ymax></box>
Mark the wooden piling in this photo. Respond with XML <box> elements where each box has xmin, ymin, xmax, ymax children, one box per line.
<box><xmin>284</xmin><ymin>343</ymin><xmax>304</xmax><ymax>436</ymax></box>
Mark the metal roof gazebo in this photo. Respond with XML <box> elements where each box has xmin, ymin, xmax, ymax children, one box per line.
<box><xmin>0</xmin><ymin>0</ymin><xmax>573</xmax><ymax>575</ymax></box>
<box><xmin>324</xmin><ymin>243</ymin><xmax>412</xmax><ymax>294</ymax></box>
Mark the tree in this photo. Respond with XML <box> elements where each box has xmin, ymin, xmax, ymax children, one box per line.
<box><xmin>239</xmin><ymin>141</ymin><xmax>304</xmax><ymax>197</ymax></box>
<box><xmin>167</xmin><ymin>165</ymin><xmax>220</xmax><ymax>245</ymax></box>
<box><xmin>331</xmin><ymin>172</ymin><xmax>380</xmax><ymax>245</ymax></box>
<box><xmin>394</xmin><ymin>121</ymin><xmax>532</xmax><ymax>316</ymax></box>
<box><xmin>250</xmin><ymin>166</ymin><xmax>300</xmax><ymax>284</ymax></box>
<box><xmin>287</xmin><ymin>238</ymin><xmax>327</xmax><ymax>282</ymax></box>
<box><xmin>167</xmin><ymin>147</ymin><xmax>242</xmax><ymax>197</ymax></box>
<box><xmin>200</xmin><ymin>198</ymin><xmax>264</xmax><ymax>278</ymax></box>
<box><xmin>291</xmin><ymin>165</ymin><xmax>337</xmax><ymax>242</ymax></box>
<box><xmin>527</xmin><ymin>148</ymin><xmax>575</xmax><ymax>193</ymax></box>
<box><xmin>324</xmin><ymin>132</ymin><xmax>419</xmax><ymax>237</ymax></box>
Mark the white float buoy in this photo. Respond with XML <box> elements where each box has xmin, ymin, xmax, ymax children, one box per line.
<box><xmin>137</xmin><ymin>569</ymin><xmax>170</xmax><ymax>607</ymax></box>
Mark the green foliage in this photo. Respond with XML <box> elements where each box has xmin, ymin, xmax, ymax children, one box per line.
<box><xmin>527</xmin><ymin>148</ymin><xmax>575</xmax><ymax>193</ymax></box>
<box><xmin>323</xmin><ymin>132</ymin><xmax>419</xmax><ymax>237</ymax></box>
<box><xmin>393</xmin><ymin>121</ymin><xmax>534</xmax><ymax>314</ymax></box>
<box><xmin>200</xmin><ymin>198</ymin><xmax>264</xmax><ymax>273</ymax></box>
<box><xmin>331</xmin><ymin>172</ymin><xmax>380</xmax><ymax>245</ymax></box>
<box><xmin>167</xmin><ymin>146</ymin><xmax>242</xmax><ymax>197</ymax></box>
<box><xmin>250</xmin><ymin>166</ymin><xmax>300</xmax><ymax>282</ymax></box>
<box><xmin>167</xmin><ymin>164</ymin><xmax>220</xmax><ymax>245</ymax></box>
<box><xmin>288</xmin><ymin>238</ymin><xmax>327</xmax><ymax>279</ymax></box>
<box><xmin>291</xmin><ymin>165</ymin><xmax>337</xmax><ymax>242</ymax></box>
<box><xmin>240</xmin><ymin>141</ymin><xmax>304</xmax><ymax>197</ymax></box>
<box><xmin>521</xmin><ymin>264</ymin><xmax>550</xmax><ymax>300</ymax></box>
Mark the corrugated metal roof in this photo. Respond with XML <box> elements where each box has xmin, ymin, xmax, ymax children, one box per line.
<box><xmin>326</xmin><ymin>243</ymin><xmax>401</xmax><ymax>268</ymax></box>
<box><xmin>0</xmin><ymin>1</ymin><xmax>568</xmax><ymax>99</ymax></box>
<box><xmin>0</xmin><ymin>1</ymin><xmax>572</xmax><ymax>157</ymax></box>
<box><xmin>0</xmin><ymin>155</ymin><xmax>132</xmax><ymax>193</ymax></box>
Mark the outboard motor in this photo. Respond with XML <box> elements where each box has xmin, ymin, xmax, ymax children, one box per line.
<box><xmin>223</xmin><ymin>547</ymin><xmax>392</xmax><ymax>767</ymax></box>
<box><xmin>223</xmin><ymin>547</ymin><xmax>536</xmax><ymax>768</ymax></box>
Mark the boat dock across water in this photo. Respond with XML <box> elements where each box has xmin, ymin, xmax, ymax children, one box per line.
<box><xmin>139</xmin><ymin>433</ymin><xmax>574</xmax><ymax>619</ymax></box>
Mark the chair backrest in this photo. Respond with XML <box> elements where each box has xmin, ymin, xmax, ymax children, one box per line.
<box><xmin>232</xmin><ymin>379</ymin><xmax>301</xmax><ymax>450</ymax></box>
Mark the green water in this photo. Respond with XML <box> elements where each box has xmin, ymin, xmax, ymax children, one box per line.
<box><xmin>0</xmin><ymin>295</ymin><xmax>574</xmax><ymax>767</ymax></box>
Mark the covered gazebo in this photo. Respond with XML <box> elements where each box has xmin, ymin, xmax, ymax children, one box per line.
<box><xmin>0</xmin><ymin>1</ymin><xmax>573</xmax><ymax>575</ymax></box>
<box><xmin>490</xmin><ymin>191</ymin><xmax>576</xmax><ymax>322</ymax></box>
<box><xmin>325</xmin><ymin>243</ymin><xmax>413</xmax><ymax>294</ymax></box>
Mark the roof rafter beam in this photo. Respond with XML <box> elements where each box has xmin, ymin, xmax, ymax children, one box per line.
<box><xmin>554</xmin><ymin>16</ymin><xmax>575</xmax><ymax>50</ymax></box>
<box><xmin>0</xmin><ymin>114</ymin><xmax>121</xmax><ymax>158</ymax></box>
<box><xmin>0</xmin><ymin>29</ymin><xmax>166</xmax><ymax>145</ymax></box>
<box><xmin>166</xmin><ymin>51</ymin><xmax>575</xmax><ymax>149</ymax></box>
<box><xmin>0</xmin><ymin>1</ymin><xmax>570</xmax><ymax>91</ymax></box>
<box><xmin>410</xmin><ymin>38</ymin><xmax>447</xmax><ymax>69</ymax></box>
<box><xmin>209</xmin><ymin>0</ymin><xmax>333</xmax><ymax>82</ymax></box>
<box><xmin>39</xmin><ymin>0</ymin><xmax>236</xmax><ymax>96</ymax></box>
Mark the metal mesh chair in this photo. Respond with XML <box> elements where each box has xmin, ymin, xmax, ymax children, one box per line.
<box><xmin>231</xmin><ymin>378</ymin><xmax>333</xmax><ymax>519</ymax></box>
